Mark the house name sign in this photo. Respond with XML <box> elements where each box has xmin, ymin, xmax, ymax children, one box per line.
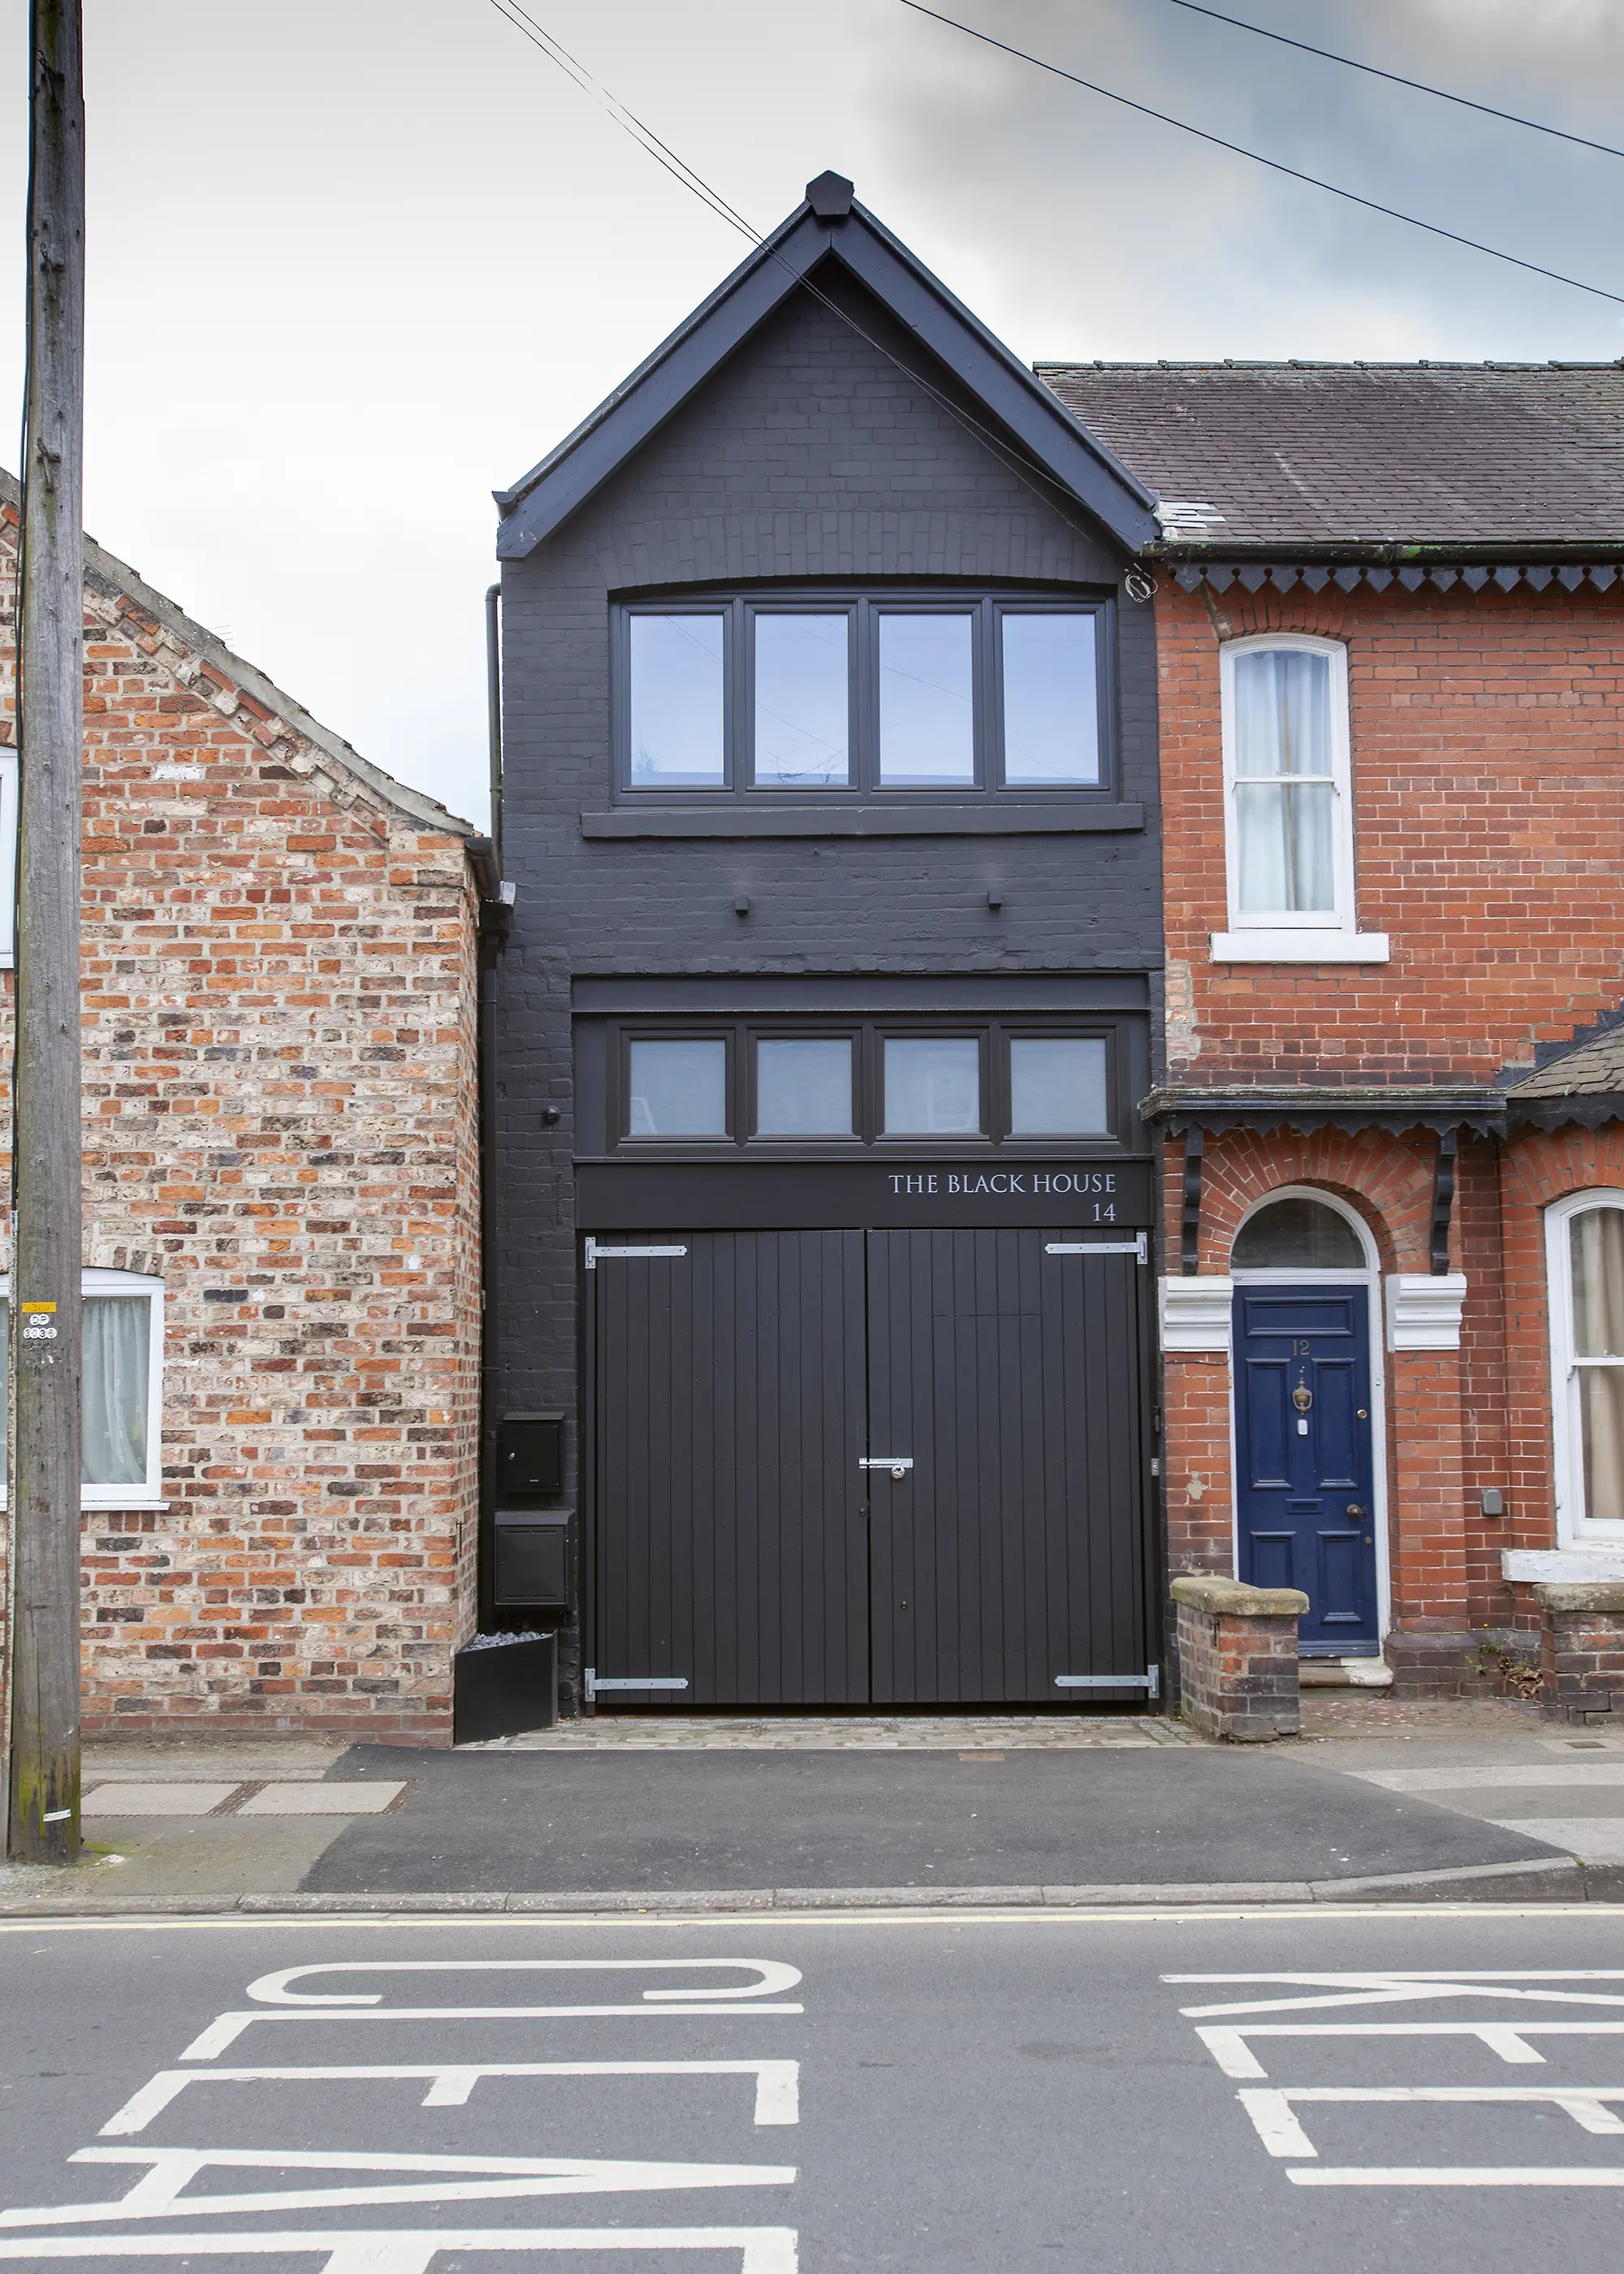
<box><xmin>577</xmin><ymin>1157</ymin><xmax>1155</xmax><ymax>1232</ymax></box>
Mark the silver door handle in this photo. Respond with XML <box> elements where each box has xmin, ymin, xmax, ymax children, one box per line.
<box><xmin>860</xmin><ymin>1457</ymin><xmax>914</xmax><ymax>1480</ymax></box>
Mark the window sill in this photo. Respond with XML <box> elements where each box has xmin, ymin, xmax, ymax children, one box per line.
<box><xmin>582</xmin><ymin>802</ymin><xmax>1144</xmax><ymax>839</ymax></box>
<box><xmin>0</xmin><ymin>1499</ymin><xmax>170</xmax><ymax>1514</ymax></box>
<box><xmin>1211</xmin><ymin>930</ymin><xmax>1389</xmax><ymax>964</ymax></box>
<box><xmin>1503</xmin><ymin>1548</ymin><xmax>1624</xmax><ymax>1582</ymax></box>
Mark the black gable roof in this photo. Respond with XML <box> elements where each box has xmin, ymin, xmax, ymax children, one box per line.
<box><xmin>1036</xmin><ymin>361</ymin><xmax>1624</xmax><ymax>553</ymax></box>
<box><xmin>497</xmin><ymin>183</ymin><xmax>1157</xmax><ymax>561</ymax></box>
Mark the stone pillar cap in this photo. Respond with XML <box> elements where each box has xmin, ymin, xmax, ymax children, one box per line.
<box><xmin>1531</xmin><ymin>1581</ymin><xmax>1624</xmax><ymax>1613</ymax></box>
<box><xmin>1171</xmin><ymin>1574</ymin><xmax>1309</xmax><ymax>1618</ymax></box>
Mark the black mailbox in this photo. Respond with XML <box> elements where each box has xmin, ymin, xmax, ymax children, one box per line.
<box><xmin>499</xmin><ymin>1412</ymin><xmax>565</xmax><ymax>1502</ymax></box>
<box><xmin>494</xmin><ymin>1511</ymin><xmax>571</xmax><ymax>1610</ymax></box>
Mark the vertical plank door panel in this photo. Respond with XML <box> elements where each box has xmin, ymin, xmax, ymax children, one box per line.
<box><xmin>593</xmin><ymin>1230</ymin><xmax>870</xmax><ymax>1704</ymax></box>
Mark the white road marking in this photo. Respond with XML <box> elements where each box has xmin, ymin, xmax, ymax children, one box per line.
<box><xmin>245</xmin><ymin>1961</ymin><xmax>802</xmax><ymax>2006</ymax></box>
<box><xmin>0</xmin><ymin>2228</ymin><xmax>799</xmax><ymax>2271</ymax></box>
<box><xmin>1289</xmin><ymin>2168</ymin><xmax>1624</xmax><ymax>2188</ymax></box>
<box><xmin>101</xmin><ymin>2063</ymin><xmax>799</xmax><ymax>2134</ymax></box>
<box><xmin>0</xmin><ymin>2147</ymin><xmax>796</xmax><ymax>2226</ymax></box>
<box><xmin>181</xmin><ymin>2006</ymin><xmax>803</xmax><ymax>2059</ymax></box>
<box><xmin>1167</xmin><ymin>1972</ymin><xmax>1624</xmax><ymax>2018</ymax></box>
<box><xmin>1194</xmin><ymin>2022</ymin><xmax>1624</xmax><ymax>2077</ymax></box>
<box><xmin>1237</xmin><ymin>2085</ymin><xmax>1624</xmax><ymax>2160</ymax></box>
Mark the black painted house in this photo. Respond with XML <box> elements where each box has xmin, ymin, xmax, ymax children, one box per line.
<box><xmin>485</xmin><ymin>175</ymin><xmax>1165</xmax><ymax>1715</ymax></box>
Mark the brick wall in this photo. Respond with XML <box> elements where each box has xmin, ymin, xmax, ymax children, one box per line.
<box><xmin>1156</xmin><ymin>580</ymin><xmax>1624</xmax><ymax>1085</ymax></box>
<box><xmin>0</xmin><ymin>498</ymin><xmax>482</xmax><ymax>1740</ymax></box>
<box><xmin>1157</xmin><ymin>578</ymin><xmax>1624</xmax><ymax>1686</ymax></box>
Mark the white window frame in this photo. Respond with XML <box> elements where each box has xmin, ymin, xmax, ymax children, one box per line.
<box><xmin>0</xmin><ymin>748</ymin><xmax>17</xmax><ymax>970</ymax></box>
<box><xmin>1546</xmin><ymin>1189</ymin><xmax>1624</xmax><ymax>1548</ymax></box>
<box><xmin>0</xmin><ymin>1268</ymin><xmax>165</xmax><ymax>1507</ymax></box>
<box><xmin>1212</xmin><ymin>633</ymin><xmax>1387</xmax><ymax>964</ymax></box>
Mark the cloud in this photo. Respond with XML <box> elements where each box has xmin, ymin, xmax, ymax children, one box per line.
<box><xmin>0</xmin><ymin>0</ymin><xmax>1615</xmax><ymax>820</ymax></box>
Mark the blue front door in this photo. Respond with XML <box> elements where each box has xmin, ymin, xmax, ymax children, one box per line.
<box><xmin>1233</xmin><ymin>1285</ymin><xmax>1379</xmax><ymax>1655</ymax></box>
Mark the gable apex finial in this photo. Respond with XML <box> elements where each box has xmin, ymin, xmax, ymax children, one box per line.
<box><xmin>806</xmin><ymin>170</ymin><xmax>854</xmax><ymax>220</ymax></box>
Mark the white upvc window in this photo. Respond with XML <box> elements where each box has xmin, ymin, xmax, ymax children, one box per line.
<box><xmin>0</xmin><ymin>1269</ymin><xmax>165</xmax><ymax>1507</ymax></box>
<box><xmin>1548</xmin><ymin>1192</ymin><xmax>1624</xmax><ymax>1547</ymax></box>
<box><xmin>1212</xmin><ymin>633</ymin><xmax>1387</xmax><ymax>963</ymax></box>
<box><xmin>0</xmin><ymin>748</ymin><xmax>16</xmax><ymax>969</ymax></box>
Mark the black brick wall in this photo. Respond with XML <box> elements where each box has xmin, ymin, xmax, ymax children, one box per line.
<box><xmin>490</xmin><ymin>280</ymin><xmax>1164</xmax><ymax>1703</ymax></box>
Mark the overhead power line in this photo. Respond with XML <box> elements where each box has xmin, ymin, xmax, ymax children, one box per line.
<box><xmin>483</xmin><ymin>0</ymin><xmax>758</xmax><ymax>241</ymax></box>
<box><xmin>1163</xmin><ymin>0</ymin><xmax>1624</xmax><ymax>165</ymax></box>
<box><xmin>481</xmin><ymin>2</ymin><xmax>1125</xmax><ymax>554</ymax></box>
<box><xmin>897</xmin><ymin>0</ymin><xmax>1624</xmax><ymax>307</ymax></box>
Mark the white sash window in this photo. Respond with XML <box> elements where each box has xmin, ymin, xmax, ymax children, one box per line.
<box><xmin>0</xmin><ymin>1269</ymin><xmax>164</xmax><ymax>1507</ymax></box>
<box><xmin>1548</xmin><ymin>1193</ymin><xmax>1624</xmax><ymax>1544</ymax></box>
<box><xmin>1214</xmin><ymin>633</ymin><xmax>1386</xmax><ymax>963</ymax></box>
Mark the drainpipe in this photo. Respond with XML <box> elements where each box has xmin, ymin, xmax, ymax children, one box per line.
<box><xmin>485</xmin><ymin>582</ymin><xmax>503</xmax><ymax>873</ymax></box>
<box><xmin>466</xmin><ymin>833</ymin><xmax>513</xmax><ymax>1632</ymax></box>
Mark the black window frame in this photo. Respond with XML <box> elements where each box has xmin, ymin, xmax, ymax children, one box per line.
<box><xmin>611</xmin><ymin>588</ymin><xmax>1117</xmax><ymax>803</ymax></box>
<box><xmin>606</xmin><ymin>1018</ymin><xmax>1128</xmax><ymax>1155</ymax></box>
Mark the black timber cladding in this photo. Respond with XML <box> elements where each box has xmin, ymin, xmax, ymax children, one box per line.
<box><xmin>488</xmin><ymin>186</ymin><xmax>1164</xmax><ymax>1701</ymax></box>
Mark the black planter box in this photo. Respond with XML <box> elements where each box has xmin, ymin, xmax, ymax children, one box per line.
<box><xmin>453</xmin><ymin>1632</ymin><xmax>559</xmax><ymax>1744</ymax></box>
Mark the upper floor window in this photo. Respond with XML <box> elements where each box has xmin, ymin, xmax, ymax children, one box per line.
<box><xmin>1548</xmin><ymin>1193</ymin><xmax>1624</xmax><ymax>1545</ymax></box>
<box><xmin>1213</xmin><ymin>635</ymin><xmax>1385</xmax><ymax>964</ymax></box>
<box><xmin>616</xmin><ymin>592</ymin><xmax>1112</xmax><ymax>799</ymax></box>
<box><xmin>611</xmin><ymin>1018</ymin><xmax>1124</xmax><ymax>1152</ymax></box>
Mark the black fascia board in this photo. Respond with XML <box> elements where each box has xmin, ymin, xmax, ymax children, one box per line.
<box><xmin>495</xmin><ymin>197</ymin><xmax>1157</xmax><ymax>561</ymax></box>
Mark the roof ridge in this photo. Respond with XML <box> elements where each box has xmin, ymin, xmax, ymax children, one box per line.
<box><xmin>0</xmin><ymin>466</ymin><xmax>473</xmax><ymax>837</ymax></box>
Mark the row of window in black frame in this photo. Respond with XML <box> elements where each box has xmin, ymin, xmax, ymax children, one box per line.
<box><xmin>612</xmin><ymin>590</ymin><xmax>1118</xmax><ymax>800</ymax></box>
<box><xmin>605</xmin><ymin>1019</ymin><xmax>1132</xmax><ymax>1150</ymax></box>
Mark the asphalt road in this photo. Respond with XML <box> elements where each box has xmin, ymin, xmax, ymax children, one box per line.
<box><xmin>303</xmin><ymin>1744</ymin><xmax>1566</xmax><ymax>1896</ymax></box>
<box><xmin>2</xmin><ymin>1907</ymin><xmax>1624</xmax><ymax>2271</ymax></box>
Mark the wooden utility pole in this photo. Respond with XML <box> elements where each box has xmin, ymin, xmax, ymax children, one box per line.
<box><xmin>6</xmin><ymin>0</ymin><xmax>85</xmax><ymax>1865</ymax></box>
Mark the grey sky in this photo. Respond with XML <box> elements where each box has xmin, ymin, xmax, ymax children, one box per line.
<box><xmin>1</xmin><ymin>0</ymin><xmax>1619</xmax><ymax>824</ymax></box>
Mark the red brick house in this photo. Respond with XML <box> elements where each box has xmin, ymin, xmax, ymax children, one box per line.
<box><xmin>0</xmin><ymin>473</ymin><xmax>487</xmax><ymax>1740</ymax></box>
<box><xmin>1042</xmin><ymin>363</ymin><xmax>1624</xmax><ymax>1698</ymax></box>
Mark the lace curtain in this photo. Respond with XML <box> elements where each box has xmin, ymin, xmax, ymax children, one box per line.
<box><xmin>0</xmin><ymin>1295</ymin><xmax>149</xmax><ymax>1486</ymax></box>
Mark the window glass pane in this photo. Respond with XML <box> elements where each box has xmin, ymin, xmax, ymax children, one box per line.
<box><xmin>627</xmin><ymin>1040</ymin><xmax>728</xmax><ymax>1137</ymax></box>
<box><xmin>883</xmin><ymin>1037</ymin><xmax>981</xmax><ymax>1135</ymax></box>
<box><xmin>1235</xmin><ymin>780</ymin><xmax>1335</xmax><ymax>914</ymax></box>
<box><xmin>1579</xmin><ymin>1367</ymin><xmax>1624</xmax><ymax>1524</ymax></box>
<box><xmin>755</xmin><ymin>1038</ymin><xmax>854</xmax><ymax>1135</ymax></box>
<box><xmin>1000</xmin><ymin>614</ymin><xmax>1100</xmax><ymax>785</ymax></box>
<box><xmin>753</xmin><ymin>616</ymin><xmax>850</xmax><ymax>787</ymax></box>
<box><xmin>1571</xmin><ymin>1210</ymin><xmax>1624</xmax><ymax>1357</ymax></box>
<box><xmin>1008</xmin><ymin>1038</ymin><xmax>1108</xmax><ymax>1135</ymax></box>
<box><xmin>878</xmin><ymin>613</ymin><xmax>976</xmax><ymax>785</ymax></box>
<box><xmin>628</xmin><ymin>614</ymin><xmax>725</xmax><ymax>785</ymax></box>
<box><xmin>1233</xmin><ymin>649</ymin><xmax>1332</xmax><ymax>776</ymax></box>
<box><xmin>0</xmin><ymin>1294</ymin><xmax>155</xmax><ymax>1485</ymax></box>
<box><xmin>83</xmin><ymin>1296</ymin><xmax>150</xmax><ymax>1487</ymax></box>
<box><xmin>1232</xmin><ymin>1197</ymin><xmax>1365</xmax><ymax>1269</ymax></box>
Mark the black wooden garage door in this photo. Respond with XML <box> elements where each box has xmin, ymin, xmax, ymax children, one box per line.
<box><xmin>590</xmin><ymin>1227</ymin><xmax>1151</xmax><ymax>1707</ymax></box>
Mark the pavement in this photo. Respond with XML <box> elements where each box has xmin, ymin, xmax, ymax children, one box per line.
<box><xmin>4</xmin><ymin>1906</ymin><xmax>1624</xmax><ymax>2271</ymax></box>
<box><xmin>6</xmin><ymin>1698</ymin><xmax>1624</xmax><ymax>1915</ymax></box>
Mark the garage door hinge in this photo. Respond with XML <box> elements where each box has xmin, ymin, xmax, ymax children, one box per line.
<box><xmin>584</xmin><ymin>1238</ymin><xmax>689</xmax><ymax>1270</ymax></box>
<box><xmin>584</xmin><ymin>1667</ymin><xmax>691</xmax><ymax>1705</ymax></box>
<box><xmin>1056</xmin><ymin>1665</ymin><xmax>1160</xmax><ymax>1700</ymax></box>
<box><xmin>1044</xmin><ymin>1232</ymin><xmax>1148</xmax><ymax>1264</ymax></box>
